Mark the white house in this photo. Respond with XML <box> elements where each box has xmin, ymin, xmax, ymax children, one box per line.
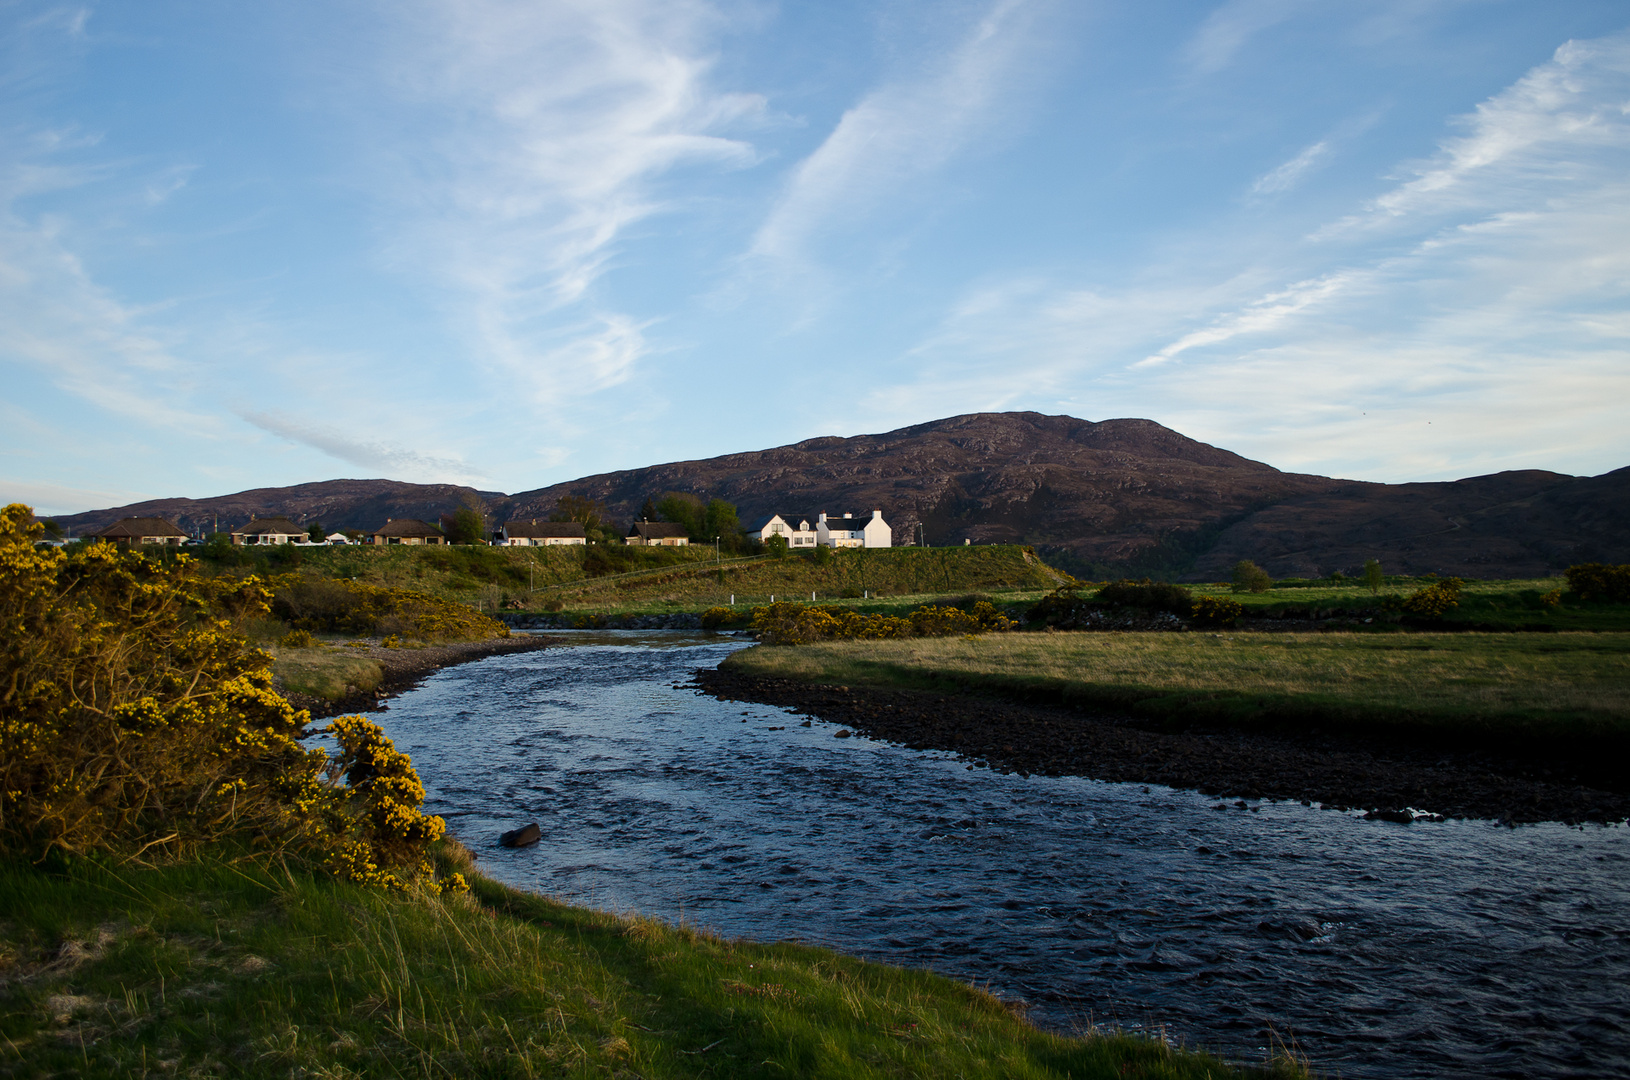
<box><xmin>750</xmin><ymin>513</ymin><xmax>820</xmax><ymax>549</ymax></box>
<box><xmin>231</xmin><ymin>517</ymin><xmax>307</xmax><ymax>546</ymax></box>
<box><xmin>500</xmin><ymin>521</ymin><xmax>587</xmax><ymax>546</ymax></box>
<box><xmin>817</xmin><ymin>510</ymin><xmax>891</xmax><ymax>549</ymax></box>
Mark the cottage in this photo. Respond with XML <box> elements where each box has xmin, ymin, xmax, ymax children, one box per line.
<box><xmin>817</xmin><ymin>510</ymin><xmax>891</xmax><ymax>549</ymax></box>
<box><xmin>231</xmin><ymin>517</ymin><xmax>307</xmax><ymax>546</ymax></box>
<box><xmin>371</xmin><ymin>518</ymin><xmax>447</xmax><ymax>545</ymax></box>
<box><xmin>500</xmin><ymin>521</ymin><xmax>587</xmax><ymax>546</ymax></box>
<box><xmin>750</xmin><ymin>513</ymin><xmax>820</xmax><ymax>549</ymax></box>
<box><xmin>626</xmin><ymin>521</ymin><xmax>689</xmax><ymax>547</ymax></box>
<box><xmin>325</xmin><ymin>532</ymin><xmax>352</xmax><ymax>545</ymax></box>
<box><xmin>93</xmin><ymin>517</ymin><xmax>187</xmax><ymax>547</ymax></box>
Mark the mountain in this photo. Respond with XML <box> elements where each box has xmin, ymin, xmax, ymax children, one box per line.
<box><xmin>46</xmin><ymin>412</ymin><xmax>1630</xmax><ymax>579</ymax></box>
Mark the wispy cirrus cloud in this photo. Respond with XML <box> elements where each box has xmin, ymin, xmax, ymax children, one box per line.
<box><xmin>1181</xmin><ymin>0</ymin><xmax>1301</xmax><ymax>76</ymax></box>
<box><xmin>1250</xmin><ymin>139</ymin><xmax>1331</xmax><ymax>196</ymax></box>
<box><xmin>239</xmin><ymin>409</ymin><xmax>480</xmax><ymax>482</ymax></box>
<box><xmin>366</xmin><ymin>0</ymin><xmax>766</xmax><ymax>404</ymax></box>
<box><xmin>750</xmin><ymin>0</ymin><xmax>1044</xmax><ymax>265</ymax></box>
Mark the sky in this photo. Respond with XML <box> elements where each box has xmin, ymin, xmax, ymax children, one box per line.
<box><xmin>4</xmin><ymin>0</ymin><xmax>1629</xmax><ymax>514</ymax></box>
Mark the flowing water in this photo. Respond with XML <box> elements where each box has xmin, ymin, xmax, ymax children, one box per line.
<box><xmin>371</xmin><ymin>632</ymin><xmax>1629</xmax><ymax>1079</ymax></box>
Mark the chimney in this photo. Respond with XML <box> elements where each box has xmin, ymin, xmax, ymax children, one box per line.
<box><xmin>843</xmin><ymin>512</ymin><xmax>852</xmax><ymax>519</ymax></box>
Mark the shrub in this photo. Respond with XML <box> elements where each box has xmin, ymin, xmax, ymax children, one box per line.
<box><xmin>750</xmin><ymin>600</ymin><xmax>1012</xmax><ymax>646</ymax></box>
<box><xmin>0</xmin><ymin>504</ymin><xmax>455</xmax><ymax>890</ymax></box>
<box><xmin>271</xmin><ymin>574</ymin><xmax>508</xmax><ymax>641</ymax></box>
<box><xmin>280</xmin><ymin>628</ymin><xmax>318</xmax><ymax>649</ymax></box>
<box><xmin>1402</xmin><ymin>577</ymin><xmax>1463</xmax><ymax>618</ymax></box>
<box><xmin>1231</xmin><ymin>560</ymin><xmax>1273</xmax><ymax>594</ymax></box>
<box><xmin>1565</xmin><ymin>563</ymin><xmax>1630</xmax><ymax>603</ymax></box>
<box><xmin>1363</xmin><ymin>558</ymin><xmax>1384</xmax><ymax>595</ymax></box>
<box><xmin>700</xmin><ymin>606</ymin><xmax>734</xmax><ymax>630</ymax></box>
<box><xmin>1190</xmin><ymin>596</ymin><xmax>1243</xmax><ymax>627</ymax></box>
<box><xmin>1096</xmin><ymin>579</ymin><xmax>1193</xmax><ymax>613</ymax></box>
<box><xmin>1540</xmin><ymin>588</ymin><xmax>1563</xmax><ymax>608</ymax></box>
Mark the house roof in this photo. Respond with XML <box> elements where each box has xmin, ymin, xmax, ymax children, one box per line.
<box><xmin>504</xmin><ymin>521</ymin><xmax>586</xmax><ymax>539</ymax></box>
<box><xmin>95</xmin><ymin>517</ymin><xmax>187</xmax><ymax>539</ymax></box>
<box><xmin>628</xmin><ymin>521</ymin><xmax>689</xmax><ymax>540</ymax></box>
<box><xmin>234</xmin><ymin>517</ymin><xmax>306</xmax><ymax>536</ymax></box>
<box><xmin>749</xmin><ymin>514</ymin><xmax>816</xmax><ymax>531</ymax></box>
<box><xmin>373</xmin><ymin>518</ymin><xmax>444</xmax><ymax>538</ymax></box>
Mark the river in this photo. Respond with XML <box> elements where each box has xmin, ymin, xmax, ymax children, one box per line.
<box><xmin>369</xmin><ymin>631</ymin><xmax>1629</xmax><ymax>1079</ymax></box>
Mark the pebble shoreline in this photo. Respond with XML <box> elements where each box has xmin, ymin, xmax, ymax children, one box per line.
<box><xmin>696</xmin><ymin>668</ymin><xmax>1630</xmax><ymax>825</ymax></box>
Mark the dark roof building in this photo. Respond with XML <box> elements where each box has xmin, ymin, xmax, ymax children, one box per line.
<box><xmin>372</xmin><ymin>518</ymin><xmax>447</xmax><ymax>545</ymax></box>
<box><xmin>500</xmin><ymin>521</ymin><xmax>587</xmax><ymax>546</ymax></box>
<box><xmin>94</xmin><ymin>517</ymin><xmax>188</xmax><ymax>546</ymax></box>
<box><xmin>626</xmin><ymin>521</ymin><xmax>690</xmax><ymax>546</ymax></box>
<box><xmin>231</xmin><ymin>517</ymin><xmax>307</xmax><ymax>545</ymax></box>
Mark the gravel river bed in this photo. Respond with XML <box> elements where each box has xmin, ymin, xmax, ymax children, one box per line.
<box><xmin>366</xmin><ymin>632</ymin><xmax>1629</xmax><ymax>1080</ymax></box>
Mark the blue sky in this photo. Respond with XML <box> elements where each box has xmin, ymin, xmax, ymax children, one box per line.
<box><xmin>4</xmin><ymin>1</ymin><xmax>1628</xmax><ymax>514</ymax></box>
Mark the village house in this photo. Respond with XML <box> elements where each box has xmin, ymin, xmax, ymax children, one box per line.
<box><xmin>231</xmin><ymin>517</ymin><xmax>307</xmax><ymax>546</ymax></box>
<box><xmin>92</xmin><ymin>517</ymin><xmax>187</xmax><ymax>547</ymax></box>
<box><xmin>371</xmin><ymin>519</ymin><xmax>447</xmax><ymax>545</ymax></box>
<box><xmin>626</xmin><ymin>521</ymin><xmax>689</xmax><ymax>547</ymax></box>
<box><xmin>753</xmin><ymin>509</ymin><xmax>891</xmax><ymax>549</ymax></box>
<box><xmin>499</xmin><ymin>521</ymin><xmax>586</xmax><ymax>546</ymax></box>
<box><xmin>749</xmin><ymin>513</ymin><xmax>820</xmax><ymax>549</ymax></box>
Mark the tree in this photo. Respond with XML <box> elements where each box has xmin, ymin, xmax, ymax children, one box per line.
<box><xmin>639</xmin><ymin>498</ymin><xmax>658</xmax><ymax>522</ymax></box>
<box><xmin>308</xmin><ymin>522</ymin><xmax>326</xmax><ymax>543</ymax></box>
<box><xmin>1231</xmin><ymin>559</ymin><xmax>1272</xmax><ymax>594</ymax></box>
<box><xmin>1364</xmin><ymin>558</ymin><xmax>1384</xmax><ymax>595</ymax></box>
<box><xmin>445</xmin><ymin>506</ymin><xmax>485</xmax><ymax>545</ymax></box>
<box><xmin>552</xmin><ymin>494</ymin><xmax>604</xmax><ymax>535</ymax></box>
<box><xmin>765</xmin><ymin>534</ymin><xmax>788</xmax><ymax>559</ymax></box>
<box><xmin>655</xmin><ymin>493</ymin><xmax>705</xmax><ymax>538</ymax></box>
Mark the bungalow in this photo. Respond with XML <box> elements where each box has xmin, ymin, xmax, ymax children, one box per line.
<box><xmin>750</xmin><ymin>513</ymin><xmax>820</xmax><ymax>550</ymax></box>
<box><xmin>817</xmin><ymin>510</ymin><xmax>891</xmax><ymax>549</ymax></box>
<box><xmin>626</xmin><ymin>521</ymin><xmax>689</xmax><ymax>547</ymax></box>
<box><xmin>231</xmin><ymin>517</ymin><xmax>307</xmax><ymax>546</ymax></box>
<box><xmin>500</xmin><ymin>521</ymin><xmax>586</xmax><ymax>546</ymax></box>
<box><xmin>372</xmin><ymin>518</ymin><xmax>447</xmax><ymax>545</ymax></box>
<box><xmin>325</xmin><ymin>532</ymin><xmax>352</xmax><ymax>545</ymax></box>
<box><xmin>93</xmin><ymin>517</ymin><xmax>187</xmax><ymax>547</ymax></box>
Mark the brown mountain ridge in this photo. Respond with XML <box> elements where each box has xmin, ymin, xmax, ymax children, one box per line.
<box><xmin>50</xmin><ymin>412</ymin><xmax>1629</xmax><ymax>580</ymax></box>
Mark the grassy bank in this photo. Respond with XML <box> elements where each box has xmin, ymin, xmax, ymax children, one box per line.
<box><xmin>723</xmin><ymin>632</ymin><xmax>1630</xmax><ymax>746</ymax></box>
<box><xmin>0</xmin><ymin>850</ymin><xmax>1302</xmax><ymax>1080</ymax></box>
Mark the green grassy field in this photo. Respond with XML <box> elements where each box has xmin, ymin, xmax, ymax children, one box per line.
<box><xmin>723</xmin><ymin>631</ymin><xmax>1630</xmax><ymax>745</ymax></box>
<box><xmin>0</xmin><ymin>849</ymin><xmax>1304</xmax><ymax>1080</ymax></box>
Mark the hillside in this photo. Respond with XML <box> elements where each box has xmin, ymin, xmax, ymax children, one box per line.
<box><xmin>49</xmin><ymin>412</ymin><xmax>1630</xmax><ymax>579</ymax></box>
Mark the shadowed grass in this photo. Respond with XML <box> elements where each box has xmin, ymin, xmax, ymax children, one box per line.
<box><xmin>0</xmin><ymin>848</ymin><xmax>1305</xmax><ymax>1079</ymax></box>
<box><xmin>267</xmin><ymin>644</ymin><xmax>384</xmax><ymax>701</ymax></box>
<box><xmin>723</xmin><ymin>632</ymin><xmax>1630</xmax><ymax>743</ymax></box>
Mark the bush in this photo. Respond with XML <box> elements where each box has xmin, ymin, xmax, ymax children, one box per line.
<box><xmin>750</xmin><ymin>600</ymin><xmax>1013</xmax><ymax>646</ymax></box>
<box><xmin>1565</xmin><ymin>563</ymin><xmax>1630</xmax><ymax>603</ymax></box>
<box><xmin>1231</xmin><ymin>560</ymin><xmax>1273</xmax><ymax>594</ymax></box>
<box><xmin>280</xmin><ymin>628</ymin><xmax>318</xmax><ymax>649</ymax></box>
<box><xmin>1402</xmin><ymin>577</ymin><xmax>1463</xmax><ymax>618</ymax></box>
<box><xmin>1190</xmin><ymin>596</ymin><xmax>1243</xmax><ymax>627</ymax></box>
<box><xmin>0</xmin><ymin>504</ymin><xmax>456</xmax><ymax>890</ymax></box>
<box><xmin>1097</xmin><ymin>579</ymin><xmax>1193</xmax><ymax>613</ymax></box>
<box><xmin>271</xmin><ymin>574</ymin><xmax>508</xmax><ymax>641</ymax></box>
<box><xmin>700</xmin><ymin>606</ymin><xmax>735</xmax><ymax>630</ymax></box>
<box><xmin>1363</xmin><ymin>558</ymin><xmax>1384</xmax><ymax>595</ymax></box>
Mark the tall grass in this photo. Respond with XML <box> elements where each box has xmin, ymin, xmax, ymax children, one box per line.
<box><xmin>724</xmin><ymin>632</ymin><xmax>1630</xmax><ymax>740</ymax></box>
<box><xmin>0</xmin><ymin>848</ymin><xmax>1305</xmax><ymax>1079</ymax></box>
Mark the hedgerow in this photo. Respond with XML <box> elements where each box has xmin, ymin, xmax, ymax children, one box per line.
<box><xmin>0</xmin><ymin>504</ymin><xmax>458</xmax><ymax>891</ymax></box>
<box><xmin>1565</xmin><ymin>563</ymin><xmax>1630</xmax><ymax>603</ymax></box>
<box><xmin>751</xmin><ymin>600</ymin><xmax>1016</xmax><ymax>646</ymax></box>
<box><xmin>270</xmin><ymin>573</ymin><xmax>508</xmax><ymax>641</ymax></box>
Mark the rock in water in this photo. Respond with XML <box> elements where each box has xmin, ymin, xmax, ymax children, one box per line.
<box><xmin>500</xmin><ymin>823</ymin><xmax>541</xmax><ymax>848</ymax></box>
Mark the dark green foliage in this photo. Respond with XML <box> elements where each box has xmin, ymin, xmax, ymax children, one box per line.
<box><xmin>1402</xmin><ymin>577</ymin><xmax>1464</xmax><ymax>618</ymax></box>
<box><xmin>445</xmin><ymin>506</ymin><xmax>485</xmax><ymax>545</ymax></box>
<box><xmin>765</xmin><ymin>533</ymin><xmax>789</xmax><ymax>558</ymax></box>
<box><xmin>1364</xmin><ymin>558</ymin><xmax>1384</xmax><ymax>595</ymax></box>
<box><xmin>1097</xmin><ymin>579</ymin><xmax>1194</xmax><ymax>613</ymax></box>
<box><xmin>307</xmin><ymin>522</ymin><xmax>326</xmax><ymax>543</ymax></box>
<box><xmin>1191</xmin><ymin>596</ymin><xmax>1244</xmax><ymax>627</ymax></box>
<box><xmin>1232</xmin><ymin>560</ymin><xmax>1273</xmax><ymax>594</ymax></box>
<box><xmin>1566</xmin><ymin>563</ymin><xmax>1630</xmax><ymax>603</ymax></box>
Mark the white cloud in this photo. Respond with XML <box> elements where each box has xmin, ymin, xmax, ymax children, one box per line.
<box><xmin>750</xmin><ymin>0</ymin><xmax>1042</xmax><ymax>265</ymax></box>
<box><xmin>368</xmin><ymin>0</ymin><xmax>765</xmax><ymax>404</ymax></box>
<box><xmin>1181</xmin><ymin>0</ymin><xmax>1301</xmax><ymax>76</ymax></box>
<box><xmin>1137</xmin><ymin>271</ymin><xmax>1358</xmax><ymax>367</ymax></box>
<box><xmin>1250</xmin><ymin>140</ymin><xmax>1330</xmax><ymax>196</ymax></box>
<box><xmin>239</xmin><ymin>409</ymin><xmax>480</xmax><ymax>482</ymax></box>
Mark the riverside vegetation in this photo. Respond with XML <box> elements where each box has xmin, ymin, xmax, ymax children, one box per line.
<box><xmin>1</xmin><ymin>505</ymin><xmax>1303</xmax><ymax>1078</ymax></box>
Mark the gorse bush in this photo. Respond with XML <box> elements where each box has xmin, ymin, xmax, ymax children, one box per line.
<box><xmin>751</xmin><ymin>601</ymin><xmax>1015</xmax><ymax>646</ymax></box>
<box><xmin>1096</xmin><ymin>579</ymin><xmax>1194</xmax><ymax>613</ymax></box>
<box><xmin>700</xmin><ymin>606</ymin><xmax>735</xmax><ymax>630</ymax></box>
<box><xmin>1190</xmin><ymin>596</ymin><xmax>1244</xmax><ymax>627</ymax></box>
<box><xmin>0</xmin><ymin>505</ymin><xmax>457</xmax><ymax>891</ymax></box>
<box><xmin>1565</xmin><ymin>563</ymin><xmax>1630</xmax><ymax>603</ymax></box>
<box><xmin>271</xmin><ymin>574</ymin><xmax>508</xmax><ymax>641</ymax></box>
<box><xmin>1402</xmin><ymin>577</ymin><xmax>1464</xmax><ymax>618</ymax></box>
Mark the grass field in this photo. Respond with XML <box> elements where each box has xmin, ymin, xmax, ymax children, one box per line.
<box><xmin>724</xmin><ymin>631</ymin><xmax>1630</xmax><ymax>743</ymax></box>
<box><xmin>0</xmin><ymin>849</ymin><xmax>1304</xmax><ymax>1080</ymax></box>
<box><xmin>265</xmin><ymin>641</ymin><xmax>384</xmax><ymax>700</ymax></box>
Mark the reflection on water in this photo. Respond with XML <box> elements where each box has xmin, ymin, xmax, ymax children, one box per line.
<box><xmin>373</xmin><ymin>631</ymin><xmax>1629</xmax><ymax>1080</ymax></box>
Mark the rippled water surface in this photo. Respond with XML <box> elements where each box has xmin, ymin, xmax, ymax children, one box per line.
<box><xmin>374</xmin><ymin>632</ymin><xmax>1629</xmax><ymax>1079</ymax></box>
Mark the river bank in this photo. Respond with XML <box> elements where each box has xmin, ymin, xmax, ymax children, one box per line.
<box><xmin>696</xmin><ymin>666</ymin><xmax>1630</xmax><ymax>824</ymax></box>
<box><xmin>282</xmin><ymin>633</ymin><xmax>561</xmax><ymax>718</ymax></box>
